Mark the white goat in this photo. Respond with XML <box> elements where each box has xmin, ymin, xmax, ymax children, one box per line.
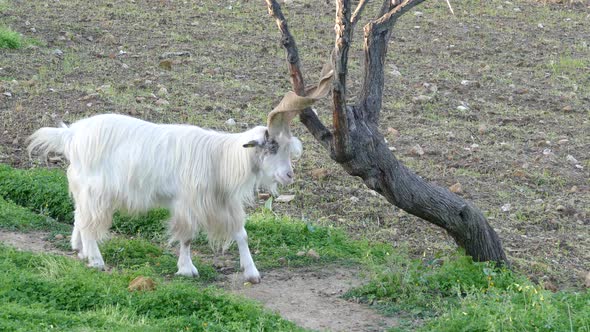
<box><xmin>27</xmin><ymin>113</ymin><xmax>302</xmax><ymax>283</ymax></box>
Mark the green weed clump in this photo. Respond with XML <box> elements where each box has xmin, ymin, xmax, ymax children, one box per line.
<box><xmin>0</xmin><ymin>196</ymin><xmax>69</xmax><ymax>233</ymax></box>
<box><xmin>0</xmin><ymin>245</ymin><xmax>304</xmax><ymax>331</ymax></box>
<box><xmin>0</xmin><ymin>165</ymin><xmax>73</xmax><ymax>223</ymax></box>
<box><xmin>0</xmin><ymin>26</ymin><xmax>22</xmax><ymax>49</ymax></box>
<box><xmin>242</xmin><ymin>211</ymin><xmax>392</xmax><ymax>269</ymax></box>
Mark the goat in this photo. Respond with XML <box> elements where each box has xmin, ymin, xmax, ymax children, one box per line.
<box><xmin>27</xmin><ymin>112</ymin><xmax>305</xmax><ymax>283</ymax></box>
<box><xmin>27</xmin><ymin>67</ymin><xmax>333</xmax><ymax>284</ymax></box>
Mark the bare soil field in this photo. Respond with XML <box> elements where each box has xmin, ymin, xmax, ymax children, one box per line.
<box><xmin>1</xmin><ymin>0</ymin><xmax>588</xmax><ymax>297</ymax></box>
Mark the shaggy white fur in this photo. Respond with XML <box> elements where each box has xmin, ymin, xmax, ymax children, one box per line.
<box><xmin>28</xmin><ymin>113</ymin><xmax>302</xmax><ymax>283</ymax></box>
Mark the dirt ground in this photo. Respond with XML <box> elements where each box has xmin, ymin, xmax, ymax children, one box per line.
<box><xmin>0</xmin><ymin>0</ymin><xmax>588</xmax><ymax>314</ymax></box>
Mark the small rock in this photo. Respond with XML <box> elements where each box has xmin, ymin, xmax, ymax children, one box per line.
<box><xmin>569</xmin><ymin>186</ymin><xmax>578</xmax><ymax>193</ymax></box>
<box><xmin>542</xmin><ymin>148</ymin><xmax>552</xmax><ymax>156</ymax></box>
<box><xmin>387</xmin><ymin>127</ymin><xmax>400</xmax><ymax>138</ymax></box>
<box><xmin>278</xmin><ymin>257</ymin><xmax>287</xmax><ymax>265</ymax></box>
<box><xmin>544</xmin><ymin>281</ymin><xmax>558</xmax><ymax>293</ymax></box>
<box><xmin>296</xmin><ymin>251</ymin><xmax>306</xmax><ymax>257</ymax></box>
<box><xmin>513</xmin><ymin>7</ymin><xmax>521</xmax><ymax>12</ymax></box>
<box><xmin>310</xmin><ymin>168</ymin><xmax>329</xmax><ymax>180</ymax></box>
<box><xmin>501</xmin><ymin>203</ymin><xmax>511</xmax><ymax>212</ymax></box>
<box><xmin>275</xmin><ymin>194</ymin><xmax>295</xmax><ymax>203</ymax></box>
<box><xmin>86</xmin><ymin>103</ymin><xmax>93</xmax><ymax>107</ymax></box>
<box><xmin>470</xmin><ymin>143</ymin><xmax>480</xmax><ymax>151</ymax></box>
<box><xmin>367</xmin><ymin>190</ymin><xmax>378</xmax><ymax>197</ymax></box>
<box><xmin>12</xmin><ymin>138</ymin><xmax>19</xmax><ymax>145</ymax></box>
<box><xmin>414</xmin><ymin>11</ymin><xmax>423</xmax><ymax>17</ymax></box>
<box><xmin>121</xmin><ymin>63</ymin><xmax>129</xmax><ymax>69</ymax></box>
<box><xmin>306</xmin><ymin>249</ymin><xmax>320</xmax><ymax>259</ymax></box>
<box><xmin>562</xmin><ymin>105</ymin><xmax>573</xmax><ymax>112</ymax></box>
<box><xmin>478</xmin><ymin>124</ymin><xmax>487</xmax><ymax>134</ymax></box>
<box><xmin>128</xmin><ymin>276</ymin><xmax>156</xmax><ymax>292</ymax></box>
<box><xmin>349</xmin><ymin>196</ymin><xmax>360</xmax><ymax>203</ymax></box>
<box><xmin>457</xmin><ymin>105</ymin><xmax>469</xmax><ymax>111</ymax></box>
<box><xmin>135</xmin><ymin>96</ymin><xmax>146</xmax><ymax>103</ymax></box>
<box><xmin>413</xmin><ymin>95</ymin><xmax>432</xmax><ymax>103</ymax></box>
<box><xmin>159</xmin><ymin>59</ymin><xmax>173</xmax><ymax>70</ymax></box>
<box><xmin>225</xmin><ymin>118</ymin><xmax>236</xmax><ymax>126</ymax></box>
<box><xmin>3</xmin><ymin>92</ymin><xmax>12</xmax><ymax>98</ymax></box>
<box><xmin>30</xmin><ymin>27</ymin><xmax>37</xmax><ymax>33</ymax></box>
<box><xmin>556</xmin><ymin>205</ymin><xmax>566</xmax><ymax>212</ymax></box>
<box><xmin>157</xmin><ymin>86</ymin><xmax>168</xmax><ymax>96</ymax></box>
<box><xmin>537</xmin><ymin>23</ymin><xmax>544</xmax><ymax>29</ymax></box>
<box><xmin>449</xmin><ymin>182</ymin><xmax>463</xmax><ymax>194</ymax></box>
<box><xmin>557</xmin><ymin>139</ymin><xmax>569</xmax><ymax>145</ymax></box>
<box><xmin>409</xmin><ymin>144</ymin><xmax>424</xmax><ymax>157</ymax></box>
<box><xmin>566</xmin><ymin>155</ymin><xmax>578</xmax><ymax>164</ymax></box>
<box><xmin>154</xmin><ymin>99</ymin><xmax>169</xmax><ymax>106</ymax></box>
<box><xmin>52</xmin><ymin>49</ymin><xmax>64</xmax><ymax>57</ymax></box>
<box><xmin>258</xmin><ymin>193</ymin><xmax>271</xmax><ymax>200</ymax></box>
<box><xmin>54</xmin><ymin>234</ymin><xmax>64</xmax><ymax>240</ymax></box>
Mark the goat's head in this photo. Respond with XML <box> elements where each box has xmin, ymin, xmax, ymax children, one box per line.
<box><xmin>243</xmin><ymin>128</ymin><xmax>302</xmax><ymax>187</ymax></box>
<box><xmin>243</xmin><ymin>64</ymin><xmax>333</xmax><ymax>188</ymax></box>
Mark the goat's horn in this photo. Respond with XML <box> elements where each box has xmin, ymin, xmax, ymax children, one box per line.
<box><xmin>267</xmin><ymin>63</ymin><xmax>334</xmax><ymax>137</ymax></box>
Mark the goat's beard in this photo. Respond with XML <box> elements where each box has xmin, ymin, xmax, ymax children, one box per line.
<box><xmin>257</xmin><ymin>175</ymin><xmax>279</xmax><ymax>197</ymax></box>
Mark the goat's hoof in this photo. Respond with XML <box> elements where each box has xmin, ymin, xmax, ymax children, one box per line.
<box><xmin>77</xmin><ymin>251</ymin><xmax>86</xmax><ymax>260</ymax></box>
<box><xmin>176</xmin><ymin>266</ymin><xmax>199</xmax><ymax>278</ymax></box>
<box><xmin>244</xmin><ymin>273</ymin><xmax>261</xmax><ymax>284</ymax></box>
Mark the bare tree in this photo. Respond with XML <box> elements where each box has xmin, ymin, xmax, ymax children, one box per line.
<box><xmin>264</xmin><ymin>0</ymin><xmax>509</xmax><ymax>265</ymax></box>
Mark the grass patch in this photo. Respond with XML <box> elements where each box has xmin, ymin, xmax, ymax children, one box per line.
<box><xmin>0</xmin><ymin>196</ymin><xmax>70</xmax><ymax>233</ymax></box>
<box><xmin>100</xmin><ymin>237</ymin><xmax>217</xmax><ymax>281</ymax></box>
<box><xmin>0</xmin><ymin>165</ymin><xmax>73</xmax><ymax>223</ymax></box>
<box><xmin>0</xmin><ymin>245</ymin><xmax>303</xmax><ymax>331</ymax></box>
<box><xmin>345</xmin><ymin>252</ymin><xmax>590</xmax><ymax>331</ymax></box>
<box><xmin>242</xmin><ymin>211</ymin><xmax>392</xmax><ymax>269</ymax></box>
<box><xmin>0</xmin><ymin>26</ymin><xmax>22</xmax><ymax>49</ymax></box>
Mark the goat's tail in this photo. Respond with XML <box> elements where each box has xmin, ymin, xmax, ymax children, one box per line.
<box><xmin>27</xmin><ymin>122</ymin><xmax>73</xmax><ymax>160</ymax></box>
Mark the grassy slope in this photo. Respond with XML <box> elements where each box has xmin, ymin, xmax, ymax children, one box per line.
<box><xmin>0</xmin><ymin>164</ymin><xmax>588</xmax><ymax>331</ymax></box>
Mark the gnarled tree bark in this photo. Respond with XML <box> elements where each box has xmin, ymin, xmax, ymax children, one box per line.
<box><xmin>264</xmin><ymin>0</ymin><xmax>508</xmax><ymax>265</ymax></box>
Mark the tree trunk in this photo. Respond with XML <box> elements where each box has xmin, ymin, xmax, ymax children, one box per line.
<box><xmin>265</xmin><ymin>0</ymin><xmax>509</xmax><ymax>266</ymax></box>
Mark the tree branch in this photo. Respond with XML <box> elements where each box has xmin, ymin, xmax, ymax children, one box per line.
<box><xmin>265</xmin><ymin>0</ymin><xmax>334</xmax><ymax>150</ymax></box>
<box><xmin>350</xmin><ymin>0</ymin><xmax>370</xmax><ymax>29</ymax></box>
<box><xmin>332</xmin><ymin>0</ymin><xmax>353</xmax><ymax>161</ymax></box>
<box><xmin>357</xmin><ymin>0</ymin><xmax>426</xmax><ymax>124</ymax></box>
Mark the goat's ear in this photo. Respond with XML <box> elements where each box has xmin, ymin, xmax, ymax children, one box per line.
<box><xmin>243</xmin><ymin>140</ymin><xmax>260</xmax><ymax>148</ymax></box>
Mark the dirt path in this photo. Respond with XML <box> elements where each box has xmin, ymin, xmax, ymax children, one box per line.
<box><xmin>0</xmin><ymin>230</ymin><xmax>397</xmax><ymax>331</ymax></box>
<box><xmin>222</xmin><ymin>266</ymin><xmax>397</xmax><ymax>332</ymax></box>
<box><xmin>0</xmin><ymin>230</ymin><xmax>68</xmax><ymax>255</ymax></box>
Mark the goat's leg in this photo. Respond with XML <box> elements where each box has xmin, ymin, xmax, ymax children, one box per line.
<box><xmin>176</xmin><ymin>240</ymin><xmax>199</xmax><ymax>277</ymax></box>
<box><xmin>234</xmin><ymin>227</ymin><xmax>261</xmax><ymax>284</ymax></box>
<box><xmin>79</xmin><ymin>226</ymin><xmax>105</xmax><ymax>269</ymax></box>
<box><xmin>71</xmin><ymin>212</ymin><xmax>84</xmax><ymax>258</ymax></box>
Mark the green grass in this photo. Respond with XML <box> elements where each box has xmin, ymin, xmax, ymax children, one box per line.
<box><xmin>0</xmin><ymin>26</ymin><xmax>22</xmax><ymax>49</ymax></box>
<box><xmin>0</xmin><ymin>245</ymin><xmax>303</xmax><ymax>331</ymax></box>
<box><xmin>1</xmin><ymin>162</ymin><xmax>588</xmax><ymax>331</ymax></box>
<box><xmin>345</xmin><ymin>252</ymin><xmax>590</xmax><ymax>331</ymax></box>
